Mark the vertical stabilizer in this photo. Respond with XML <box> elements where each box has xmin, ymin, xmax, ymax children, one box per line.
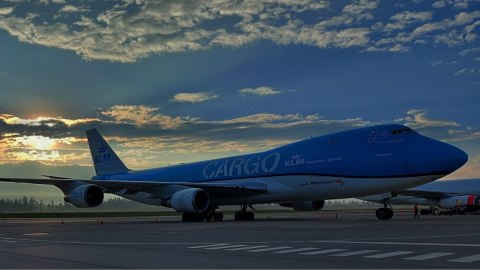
<box><xmin>86</xmin><ymin>129</ymin><xmax>129</xmax><ymax>176</ymax></box>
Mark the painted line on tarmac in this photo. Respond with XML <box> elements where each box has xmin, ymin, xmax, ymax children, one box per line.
<box><xmin>4</xmin><ymin>236</ymin><xmax>480</xmax><ymax>248</ymax></box>
<box><xmin>313</xmin><ymin>240</ymin><xmax>480</xmax><ymax>247</ymax></box>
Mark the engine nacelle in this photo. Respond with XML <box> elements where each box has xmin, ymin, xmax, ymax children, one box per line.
<box><xmin>280</xmin><ymin>200</ymin><xmax>325</xmax><ymax>211</ymax></box>
<box><xmin>64</xmin><ymin>185</ymin><xmax>104</xmax><ymax>208</ymax></box>
<box><xmin>170</xmin><ymin>188</ymin><xmax>209</xmax><ymax>213</ymax></box>
<box><xmin>438</xmin><ymin>195</ymin><xmax>479</xmax><ymax>209</ymax></box>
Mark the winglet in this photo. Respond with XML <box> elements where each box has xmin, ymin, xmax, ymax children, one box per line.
<box><xmin>86</xmin><ymin>129</ymin><xmax>129</xmax><ymax>176</ymax></box>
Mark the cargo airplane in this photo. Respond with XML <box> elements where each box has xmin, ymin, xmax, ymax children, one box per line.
<box><xmin>0</xmin><ymin>125</ymin><xmax>468</xmax><ymax>221</ymax></box>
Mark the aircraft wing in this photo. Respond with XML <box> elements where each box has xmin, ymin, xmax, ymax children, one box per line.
<box><xmin>0</xmin><ymin>177</ymin><xmax>268</xmax><ymax>198</ymax></box>
<box><xmin>397</xmin><ymin>190</ymin><xmax>452</xmax><ymax>200</ymax></box>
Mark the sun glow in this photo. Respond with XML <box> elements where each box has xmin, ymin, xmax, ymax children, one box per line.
<box><xmin>18</xmin><ymin>136</ymin><xmax>56</xmax><ymax>150</ymax></box>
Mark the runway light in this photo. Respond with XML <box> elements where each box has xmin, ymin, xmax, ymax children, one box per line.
<box><xmin>327</xmin><ymin>214</ymin><xmax>329</xmax><ymax>218</ymax></box>
<box><xmin>156</xmin><ymin>217</ymin><xmax>158</xmax><ymax>223</ymax></box>
<box><xmin>61</xmin><ymin>219</ymin><xmax>64</xmax><ymax>224</ymax></box>
<box><xmin>101</xmin><ymin>218</ymin><xmax>104</xmax><ymax>224</ymax></box>
<box><xmin>335</xmin><ymin>213</ymin><xmax>338</xmax><ymax>219</ymax></box>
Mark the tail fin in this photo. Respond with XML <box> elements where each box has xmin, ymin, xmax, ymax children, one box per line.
<box><xmin>86</xmin><ymin>129</ymin><xmax>129</xmax><ymax>176</ymax></box>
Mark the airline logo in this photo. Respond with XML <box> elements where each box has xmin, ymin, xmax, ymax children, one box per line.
<box><xmin>335</xmin><ymin>179</ymin><xmax>344</xmax><ymax>185</ymax></box>
<box><xmin>203</xmin><ymin>152</ymin><xmax>281</xmax><ymax>179</ymax></box>
<box><xmin>94</xmin><ymin>144</ymin><xmax>111</xmax><ymax>172</ymax></box>
<box><xmin>285</xmin><ymin>154</ymin><xmax>305</xmax><ymax>167</ymax></box>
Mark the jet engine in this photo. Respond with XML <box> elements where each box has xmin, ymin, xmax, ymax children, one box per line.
<box><xmin>64</xmin><ymin>185</ymin><xmax>104</xmax><ymax>208</ymax></box>
<box><xmin>170</xmin><ymin>188</ymin><xmax>209</xmax><ymax>213</ymax></box>
<box><xmin>279</xmin><ymin>200</ymin><xmax>325</xmax><ymax>211</ymax></box>
<box><xmin>438</xmin><ymin>195</ymin><xmax>480</xmax><ymax>209</ymax></box>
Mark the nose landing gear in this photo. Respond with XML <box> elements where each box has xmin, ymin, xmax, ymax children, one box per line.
<box><xmin>376</xmin><ymin>200</ymin><xmax>394</xmax><ymax>220</ymax></box>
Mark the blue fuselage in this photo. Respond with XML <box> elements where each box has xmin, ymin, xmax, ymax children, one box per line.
<box><xmin>93</xmin><ymin>124</ymin><xmax>468</xmax><ymax>205</ymax></box>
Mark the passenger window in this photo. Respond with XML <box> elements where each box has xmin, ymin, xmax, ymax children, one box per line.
<box><xmin>392</xmin><ymin>130</ymin><xmax>398</xmax><ymax>135</ymax></box>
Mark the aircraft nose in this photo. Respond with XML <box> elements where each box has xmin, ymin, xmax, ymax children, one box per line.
<box><xmin>449</xmin><ymin>145</ymin><xmax>468</xmax><ymax>171</ymax></box>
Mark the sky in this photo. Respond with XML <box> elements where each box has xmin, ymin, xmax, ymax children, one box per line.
<box><xmin>0</xmin><ymin>0</ymin><xmax>480</xmax><ymax>202</ymax></box>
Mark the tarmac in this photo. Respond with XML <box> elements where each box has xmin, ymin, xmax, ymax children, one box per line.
<box><xmin>1</xmin><ymin>211</ymin><xmax>480</xmax><ymax>269</ymax></box>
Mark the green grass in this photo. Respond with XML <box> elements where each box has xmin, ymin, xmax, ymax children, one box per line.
<box><xmin>0</xmin><ymin>207</ymin><xmax>414</xmax><ymax>219</ymax></box>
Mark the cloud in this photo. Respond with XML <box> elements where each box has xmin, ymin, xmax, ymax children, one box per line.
<box><xmin>432</xmin><ymin>0</ymin><xmax>448</xmax><ymax>8</ymax></box>
<box><xmin>459</xmin><ymin>47</ymin><xmax>480</xmax><ymax>56</ymax></box>
<box><xmin>170</xmin><ymin>92</ymin><xmax>218</xmax><ymax>103</ymax></box>
<box><xmin>100</xmin><ymin>105</ymin><xmax>198</xmax><ymax>128</ymax></box>
<box><xmin>379</xmin><ymin>11</ymin><xmax>433</xmax><ymax>32</ymax></box>
<box><xmin>447</xmin><ymin>155</ymin><xmax>480</xmax><ymax>179</ymax></box>
<box><xmin>0</xmin><ymin>114</ymin><xmax>99</xmax><ymax>127</ymax></box>
<box><xmin>430</xmin><ymin>61</ymin><xmax>443</xmax><ymax>66</ymax></box>
<box><xmin>454</xmin><ymin>68</ymin><xmax>475</xmax><ymax>75</ymax></box>
<box><xmin>0</xmin><ymin>7</ymin><xmax>13</xmax><ymax>15</ymax></box>
<box><xmin>0</xmin><ymin>0</ymin><xmax>382</xmax><ymax>63</ymax></box>
<box><xmin>58</xmin><ymin>5</ymin><xmax>90</xmax><ymax>13</ymax></box>
<box><xmin>363</xmin><ymin>44</ymin><xmax>410</xmax><ymax>52</ymax></box>
<box><xmin>239</xmin><ymin>87</ymin><xmax>283</xmax><ymax>96</ymax></box>
<box><xmin>1</xmin><ymin>0</ymin><xmax>475</xmax><ymax>62</ymax></box>
<box><xmin>401</xmin><ymin>109</ymin><xmax>460</xmax><ymax>128</ymax></box>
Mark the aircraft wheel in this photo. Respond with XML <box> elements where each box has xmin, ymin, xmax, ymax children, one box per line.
<box><xmin>247</xmin><ymin>212</ymin><xmax>255</xmax><ymax>220</ymax></box>
<box><xmin>376</xmin><ymin>208</ymin><xmax>388</xmax><ymax>220</ymax></box>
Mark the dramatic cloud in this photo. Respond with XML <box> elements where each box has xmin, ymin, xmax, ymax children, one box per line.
<box><xmin>0</xmin><ymin>0</ymin><xmax>391</xmax><ymax>62</ymax></box>
<box><xmin>170</xmin><ymin>92</ymin><xmax>218</xmax><ymax>103</ymax></box>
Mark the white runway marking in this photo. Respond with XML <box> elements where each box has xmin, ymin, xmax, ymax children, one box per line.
<box><xmin>330</xmin><ymin>250</ymin><xmax>378</xmax><ymax>257</ymax></box>
<box><xmin>1</xmin><ymin>240</ymin><xmax>18</xmax><ymax>243</ymax></box>
<box><xmin>188</xmin><ymin>244</ymin><xmax>228</xmax><ymax>249</ymax></box>
<box><xmin>224</xmin><ymin>245</ymin><xmax>269</xmax><ymax>251</ymax></box>
<box><xmin>364</xmin><ymin>251</ymin><xmax>414</xmax><ymax>258</ymax></box>
<box><xmin>248</xmin><ymin>246</ymin><xmax>292</xmax><ymax>252</ymax></box>
<box><xmin>314</xmin><ymin>240</ymin><xmax>480</xmax><ymax>247</ymax></box>
<box><xmin>273</xmin><ymin>248</ymin><xmax>319</xmax><ymax>254</ymax></box>
<box><xmin>449</xmin><ymin>254</ymin><xmax>480</xmax><ymax>263</ymax></box>
<box><xmin>299</xmin><ymin>249</ymin><xmax>347</xmax><ymax>255</ymax></box>
<box><xmin>403</xmin><ymin>252</ymin><xmax>454</xmax><ymax>260</ymax></box>
<box><xmin>205</xmin><ymin>245</ymin><xmax>248</xmax><ymax>250</ymax></box>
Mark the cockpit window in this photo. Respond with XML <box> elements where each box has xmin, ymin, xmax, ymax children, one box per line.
<box><xmin>391</xmin><ymin>128</ymin><xmax>418</xmax><ymax>135</ymax></box>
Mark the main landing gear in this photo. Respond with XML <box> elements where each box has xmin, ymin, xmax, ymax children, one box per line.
<box><xmin>235</xmin><ymin>204</ymin><xmax>255</xmax><ymax>220</ymax></box>
<box><xmin>181</xmin><ymin>207</ymin><xmax>224</xmax><ymax>222</ymax></box>
<box><xmin>376</xmin><ymin>201</ymin><xmax>394</xmax><ymax>220</ymax></box>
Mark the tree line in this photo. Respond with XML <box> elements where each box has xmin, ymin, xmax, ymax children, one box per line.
<box><xmin>0</xmin><ymin>196</ymin><xmax>161</xmax><ymax>212</ymax></box>
<box><xmin>0</xmin><ymin>196</ymin><xmax>380</xmax><ymax>213</ymax></box>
